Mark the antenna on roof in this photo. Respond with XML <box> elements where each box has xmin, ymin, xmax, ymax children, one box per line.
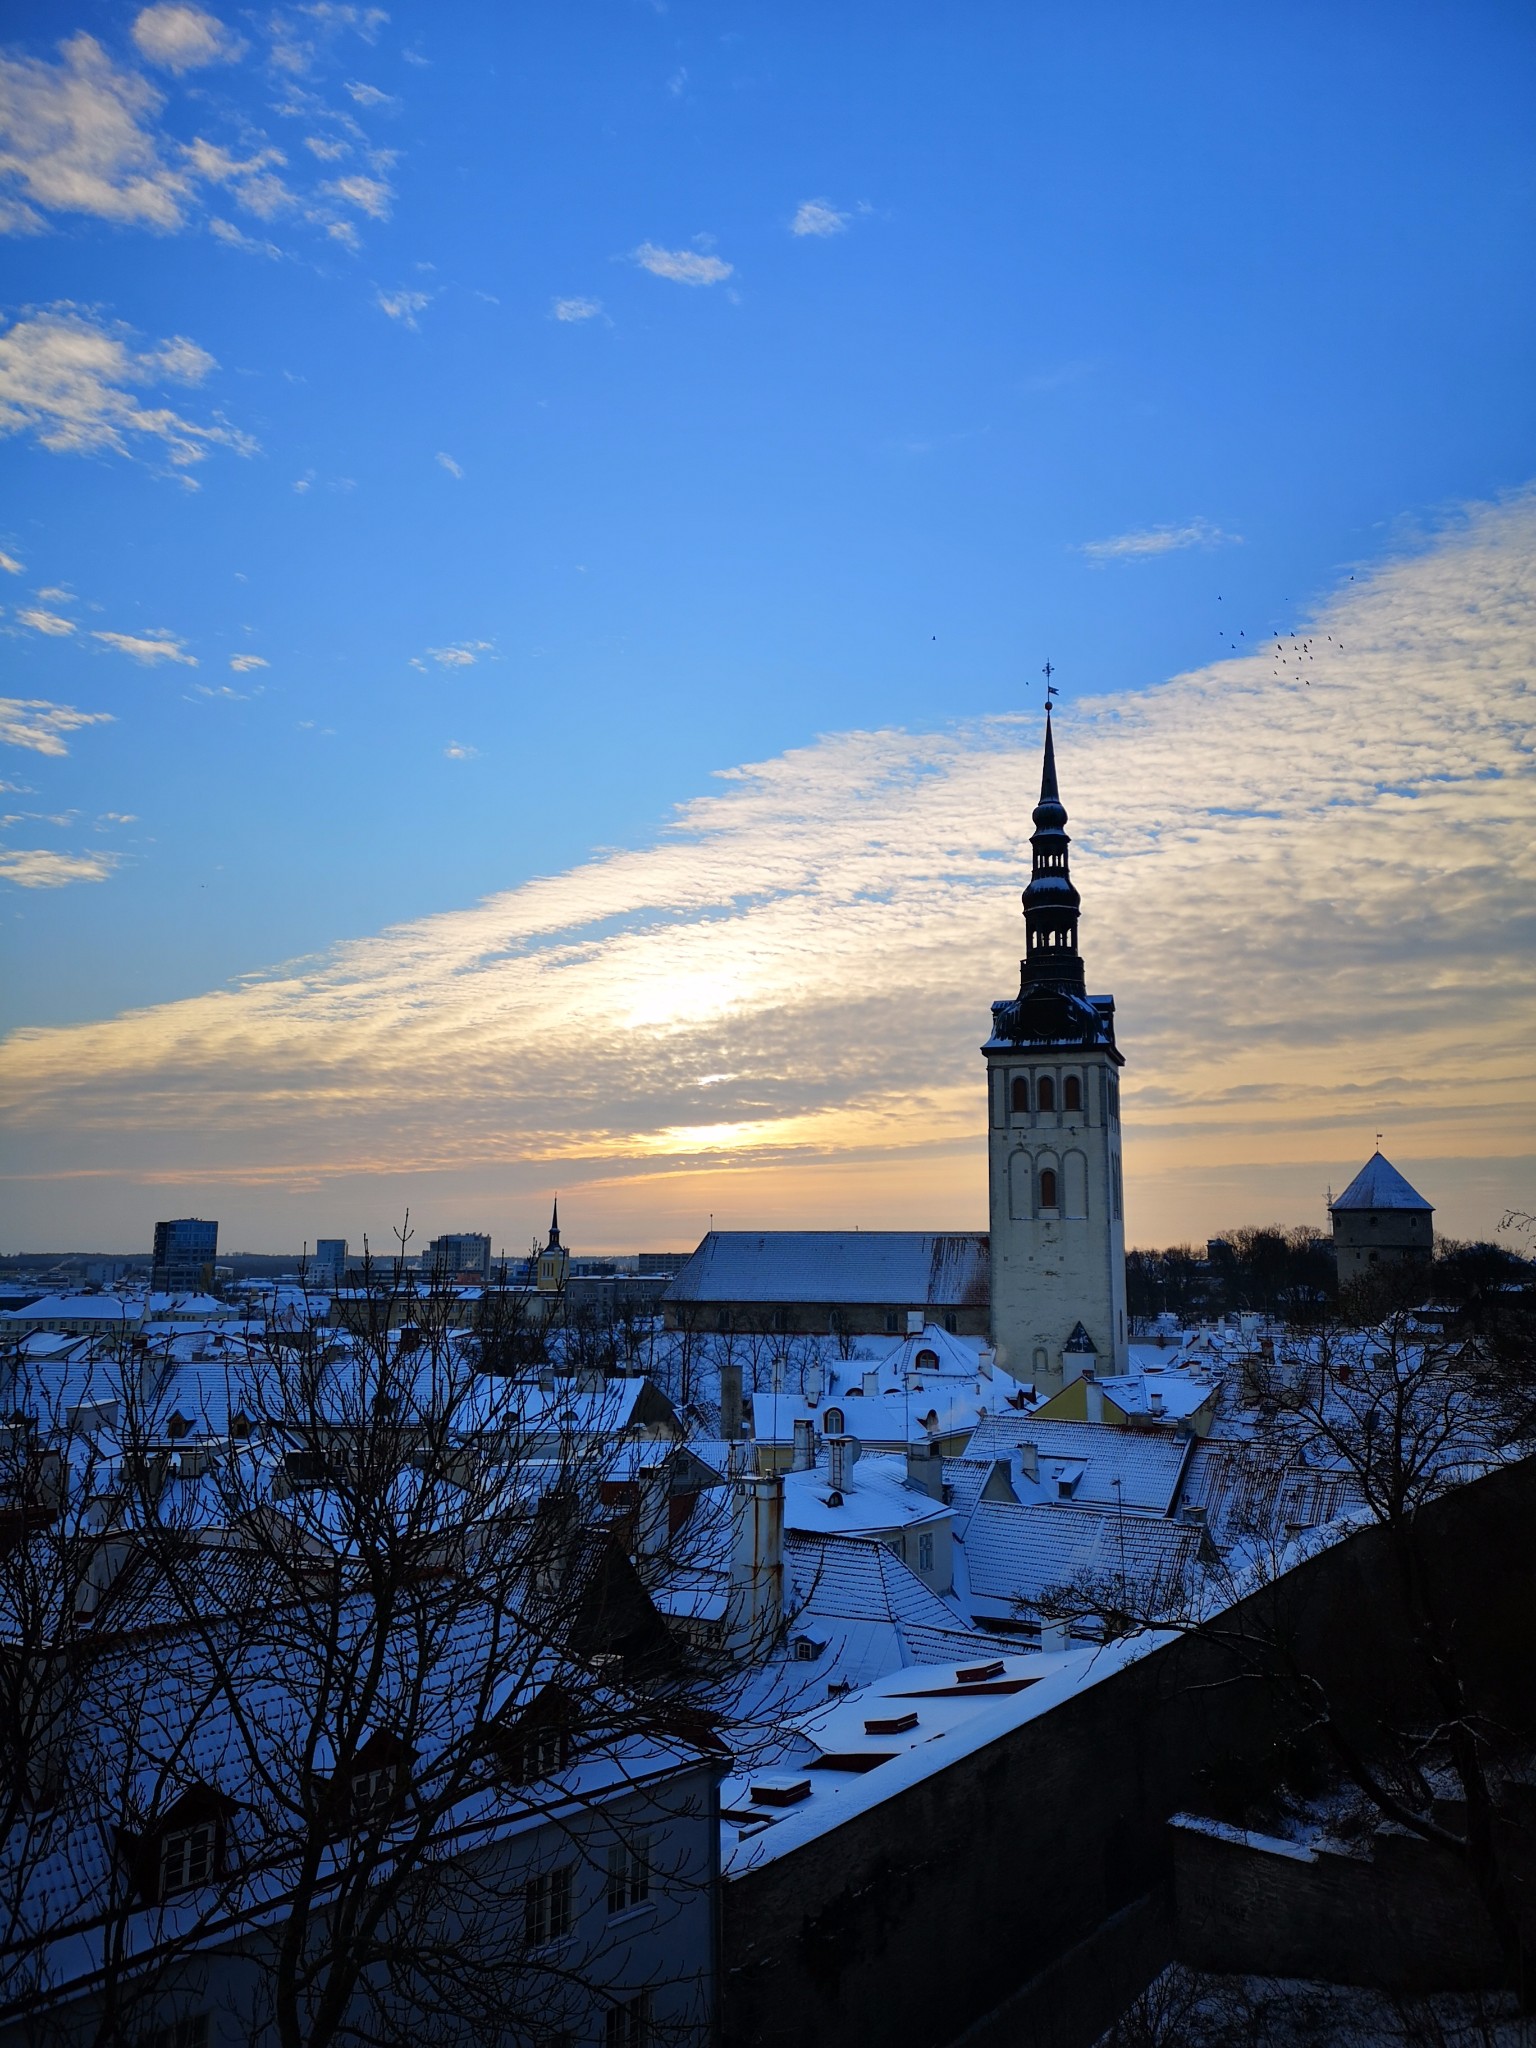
<box><xmin>1375</xmin><ymin>1131</ymin><xmax>1383</xmax><ymax>1150</ymax></box>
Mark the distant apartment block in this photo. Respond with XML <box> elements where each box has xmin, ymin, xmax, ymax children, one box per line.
<box><xmin>151</xmin><ymin>1216</ymin><xmax>218</xmax><ymax>1294</ymax></box>
<box><xmin>424</xmin><ymin>1232</ymin><xmax>492</xmax><ymax>1280</ymax></box>
<box><xmin>312</xmin><ymin>1238</ymin><xmax>348</xmax><ymax>1285</ymax></box>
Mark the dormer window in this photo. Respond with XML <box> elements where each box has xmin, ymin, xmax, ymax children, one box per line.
<box><xmin>161</xmin><ymin>1822</ymin><xmax>216</xmax><ymax>1894</ymax></box>
<box><xmin>350</xmin><ymin>1763</ymin><xmax>400</xmax><ymax>1824</ymax></box>
<box><xmin>823</xmin><ymin>1407</ymin><xmax>845</xmax><ymax>1435</ymax></box>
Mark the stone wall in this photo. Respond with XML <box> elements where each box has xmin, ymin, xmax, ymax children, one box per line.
<box><xmin>720</xmin><ymin>1455</ymin><xmax>1536</xmax><ymax>2048</ymax></box>
<box><xmin>1170</xmin><ymin>1810</ymin><xmax>1534</xmax><ymax>1992</ymax></box>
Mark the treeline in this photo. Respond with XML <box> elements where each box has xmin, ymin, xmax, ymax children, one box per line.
<box><xmin>1126</xmin><ymin>1226</ymin><xmax>1533</xmax><ymax>1325</ymax></box>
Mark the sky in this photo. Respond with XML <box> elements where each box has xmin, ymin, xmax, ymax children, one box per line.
<box><xmin>1</xmin><ymin>2</ymin><xmax>1533</xmax><ymax>1257</ymax></box>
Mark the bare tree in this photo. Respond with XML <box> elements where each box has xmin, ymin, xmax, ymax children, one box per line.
<box><xmin>3</xmin><ymin>1255</ymin><xmax>735</xmax><ymax>2047</ymax></box>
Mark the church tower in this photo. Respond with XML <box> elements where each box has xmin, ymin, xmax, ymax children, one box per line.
<box><xmin>983</xmin><ymin>711</ymin><xmax>1128</xmax><ymax>1387</ymax></box>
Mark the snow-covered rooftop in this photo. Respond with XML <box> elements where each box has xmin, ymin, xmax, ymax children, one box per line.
<box><xmin>1330</xmin><ymin>1151</ymin><xmax>1433</xmax><ymax>1213</ymax></box>
<box><xmin>664</xmin><ymin>1231</ymin><xmax>988</xmax><ymax>1307</ymax></box>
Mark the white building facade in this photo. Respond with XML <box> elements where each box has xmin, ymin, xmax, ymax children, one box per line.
<box><xmin>984</xmin><ymin>712</ymin><xmax>1128</xmax><ymax>1387</ymax></box>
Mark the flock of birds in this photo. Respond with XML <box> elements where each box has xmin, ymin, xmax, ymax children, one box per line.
<box><xmin>1213</xmin><ymin>574</ymin><xmax>1355</xmax><ymax>684</ymax></box>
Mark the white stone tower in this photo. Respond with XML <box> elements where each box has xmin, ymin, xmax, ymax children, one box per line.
<box><xmin>983</xmin><ymin>710</ymin><xmax>1128</xmax><ymax>1388</ymax></box>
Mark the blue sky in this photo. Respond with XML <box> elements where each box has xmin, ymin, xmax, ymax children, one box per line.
<box><xmin>2</xmin><ymin>3</ymin><xmax>1534</xmax><ymax>1251</ymax></box>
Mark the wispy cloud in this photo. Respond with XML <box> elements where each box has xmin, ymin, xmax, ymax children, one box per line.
<box><xmin>229</xmin><ymin>653</ymin><xmax>268</xmax><ymax>672</ymax></box>
<box><xmin>790</xmin><ymin>197</ymin><xmax>848</xmax><ymax>237</ymax></box>
<box><xmin>1080</xmin><ymin>517</ymin><xmax>1239</xmax><ymax>562</ymax></box>
<box><xmin>325</xmin><ymin>173</ymin><xmax>392</xmax><ymax>219</ymax></box>
<box><xmin>0</xmin><ymin>305</ymin><xmax>255</xmax><ymax>474</ymax></box>
<box><xmin>16</xmin><ymin>607</ymin><xmax>76</xmax><ymax>636</ymax></box>
<box><xmin>131</xmin><ymin>5</ymin><xmax>245</xmax><ymax>74</ymax></box>
<box><xmin>0</xmin><ymin>697</ymin><xmax>113</xmax><ymax>756</ymax></box>
<box><xmin>552</xmin><ymin>296</ymin><xmax>603</xmax><ymax>323</ymax></box>
<box><xmin>375</xmin><ymin>286</ymin><xmax>429</xmax><ymax>326</ymax></box>
<box><xmin>425</xmin><ymin>640</ymin><xmax>492</xmax><ymax>668</ymax></box>
<box><xmin>0</xmin><ymin>846</ymin><xmax>117</xmax><ymax>888</ymax></box>
<box><xmin>92</xmin><ymin>628</ymin><xmax>197</xmax><ymax>666</ymax></box>
<box><xmin>443</xmin><ymin>741</ymin><xmax>477</xmax><ymax>760</ymax></box>
<box><xmin>633</xmin><ymin>241</ymin><xmax>732</xmax><ymax>285</ymax></box>
<box><xmin>435</xmin><ymin>451</ymin><xmax>463</xmax><ymax>478</ymax></box>
<box><xmin>0</xmin><ymin>552</ymin><xmax>24</xmax><ymax>575</ymax></box>
<box><xmin>4</xmin><ymin>496</ymin><xmax>1532</xmax><ymax>1248</ymax></box>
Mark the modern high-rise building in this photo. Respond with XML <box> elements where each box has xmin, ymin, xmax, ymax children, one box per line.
<box><xmin>312</xmin><ymin>1238</ymin><xmax>348</xmax><ymax>1284</ymax></box>
<box><xmin>983</xmin><ymin>711</ymin><xmax>1128</xmax><ymax>1387</ymax></box>
<box><xmin>151</xmin><ymin>1216</ymin><xmax>219</xmax><ymax>1294</ymax></box>
<box><xmin>423</xmin><ymin>1232</ymin><xmax>492</xmax><ymax>1280</ymax></box>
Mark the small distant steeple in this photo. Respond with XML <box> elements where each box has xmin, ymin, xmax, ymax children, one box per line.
<box><xmin>546</xmin><ymin>1197</ymin><xmax>562</xmax><ymax>1251</ymax></box>
<box><xmin>1021</xmin><ymin>707</ymin><xmax>1085</xmax><ymax>993</ymax></box>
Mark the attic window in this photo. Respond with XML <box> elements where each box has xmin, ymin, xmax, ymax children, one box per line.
<box><xmin>350</xmin><ymin>1763</ymin><xmax>400</xmax><ymax>1824</ymax></box>
<box><xmin>506</xmin><ymin>1723</ymin><xmax>567</xmax><ymax>1783</ymax></box>
<box><xmin>915</xmin><ymin>1350</ymin><xmax>939</xmax><ymax>1372</ymax></box>
<box><xmin>161</xmin><ymin>1822</ymin><xmax>216</xmax><ymax>1895</ymax></box>
<box><xmin>824</xmin><ymin>1407</ymin><xmax>845</xmax><ymax>1434</ymax></box>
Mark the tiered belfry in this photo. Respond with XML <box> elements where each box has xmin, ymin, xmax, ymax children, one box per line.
<box><xmin>983</xmin><ymin>710</ymin><xmax>1128</xmax><ymax>1386</ymax></box>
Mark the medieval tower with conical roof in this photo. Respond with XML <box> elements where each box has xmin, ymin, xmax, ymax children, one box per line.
<box><xmin>983</xmin><ymin>711</ymin><xmax>1128</xmax><ymax>1387</ymax></box>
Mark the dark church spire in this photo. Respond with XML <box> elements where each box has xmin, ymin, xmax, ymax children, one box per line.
<box><xmin>1020</xmin><ymin>707</ymin><xmax>1085</xmax><ymax>992</ymax></box>
<box><xmin>547</xmin><ymin>1197</ymin><xmax>561</xmax><ymax>1250</ymax></box>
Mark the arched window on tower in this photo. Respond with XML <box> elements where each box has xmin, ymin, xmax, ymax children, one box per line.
<box><xmin>1039</xmin><ymin>1168</ymin><xmax>1059</xmax><ymax>1209</ymax></box>
<box><xmin>1063</xmin><ymin>1075</ymin><xmax>1082</xmax><ymax>1113</ymax></box>
<box><xmin>1010</xmin><ymin>1076</ymin><xmax>1029</xmax><ymax>1115</ymax></box>
<box><xmin>1037</xmin><ymin>1075</ymin><xmax>1056</xmax><ymax>1113</ymax></box>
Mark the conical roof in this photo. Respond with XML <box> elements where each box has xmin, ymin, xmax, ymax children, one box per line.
<box><xmin>1330</xmin><ymin>1152</ymin><xmax>1432</xmax><ymax>1213</ymax></box>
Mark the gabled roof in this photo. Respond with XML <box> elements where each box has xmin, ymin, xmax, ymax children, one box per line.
<box><xmin>963</xmin><ymin>1416</ymin><xmax>1192</xmax><ymax>1515</ymax></box>
<box><xmin>663</xmin><ymin>1231</ymin><xmax>988</xmax><ymax>1308</ymax></box>
<box><xmin>961</xmin><ymin>1501</ymin><xmax>1203</xmax><ymax>1609</ymax></box>
<box><xmin>1330</xmin><ymin>1151</ymin><xmax>1432</xmax><ymax>1213</ymax></box>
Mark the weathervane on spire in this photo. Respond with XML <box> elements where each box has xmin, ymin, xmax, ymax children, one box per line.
<box><xmin>1042</xmin><ymin>660</ymin><xmax>1058</xmax><ymax>707</ymax></box>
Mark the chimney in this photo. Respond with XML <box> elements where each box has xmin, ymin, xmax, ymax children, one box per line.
<box><xmin>719</xmin><ymin>1359</ymin><xmax>743</xmax><ymax>1440</ymax></box>
<box><xmin>1040</xmin><ymin>1619</ymin><xmax>1070</xmax><ymax>1655</ymax></box>
<box><xmin>1148</xmin><ymin>1387</ymin><xmax>1164</xmax><ymax>1417</ymax></box>
<box><xmin>977</xmin><ymin>1346</ymin><xmax>995</xmax><ymax>1380</ymax></box>
<box><xmin>906</xmin><ymin>1309</ymin><xmax>924</xmax><ymax>1335</ymax></box>
<box><xmin>906</xmin><ymin>1437</ymin><xmax>944</xmax><ymax>1499</ymax></box>
<box><xmin>1084</xmin><ymin>1375</ymin><xmax>1103</xmax><ymax>1424</ymax></box>
<box><xmin>635</xmin><ymin>1460</ymin><xmax>669</xmax><ymax>1558</ymax></box>
<box><xmin>726</xmin><ymin>1472</ymin><xmax>783</xmax><ymax>1656</ymax></box>
<box><xmin>862</xmin><ymin>1368</ymin><xmax>879</xmax><ymax>1399</ymax></box>
<box><xmin>826</xmin><ymin>1434</ymin><xmax>854</xmax><ymax>1495</ymax></box>
<box><xmin>791</xmin><ymin>1417</ymin><xmax>815</xmax><ymax>1473</ymax></box>
<box><xmin>1018</xmin><ymin>1440</ymin><xmax>1039</xmax><ymax>1483</ymax></box>
<box><xmin>804</xmin><ymin>1359</ymin><xmax>824</xmax><ymax>1405</ymax></box>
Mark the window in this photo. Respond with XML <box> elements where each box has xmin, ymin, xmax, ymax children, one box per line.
<box><xmin>1039</xmin><ymin>1168</ymin><xmax>1059</xmax><ymax>1209</ymax></box>
<box><xmin>525</xmin><ymin>1865</ymin><xmax>574</xmax><ymax>1947</ymax></box>
<box><xmin>1063</xmin><ymin>1075</ymin><xmax>1082</xmax><ymax>1113</ymax></box>
<box><xmin>507</xmin><ymin>1723</ymin><xmax>566</xmax><ymax>1784</ymax></box>
<box><xmin>606</xmin><ymin>1992</ymin><xmax>651</xmax><ymax>2048</ymax></box>
<box><xmin>884</xmin><ymin>1312</ymin><xmax>898</xmax><ymax>1334</ymax></box>
<box><xmin>1036</xmin><ymin>1075</ymin><xmax>1056</xmax><ymax>1112</ymax></box>
<box><xmin>350</xmin><ymin>1763</ymin><xmax>399</xmax><ymax>1824</ymax></box>
<box><xmin>160</xmin><ymin>1823</ymin><xmax>216</xmax><ymax>1896</ymax></box>
<box><xmin>606</xmin><ymin>1835</ymin><xmax>650</xmax><ymax>1915</ymax></box>
<box><xmin>944</xmin><ymin>1314</ymin><xmax>956</xmax><ymax>1334</ymax></box>
<box><xmin>823</xmin><ymin>1407</ymin><xmax>844</xmax><ymax>1434</ymax></box>
<box><xmin>1010</xmin><ymin>1075</ymin><xmax>1029</xmax><ymax>1114</ymax></box>
<box><xmin>918</xmin><ymin>1532</ymin><xmax>934</xmax><ymax>1572</ymax></box>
